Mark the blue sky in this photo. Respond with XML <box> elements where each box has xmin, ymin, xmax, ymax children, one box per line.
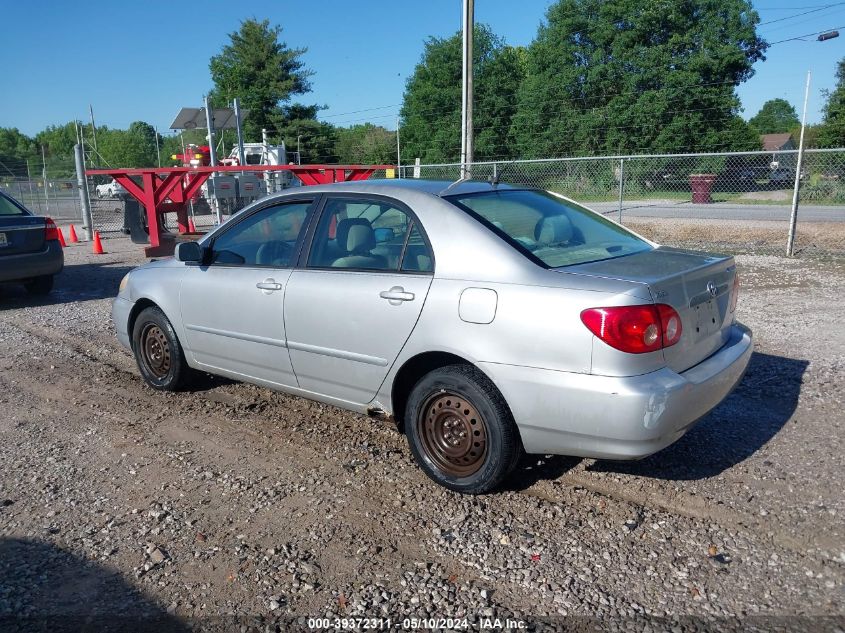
<box><xmin>2</xmin><ymin>0</ymin><xmax>845</xmax><ymax>138</ymax></box>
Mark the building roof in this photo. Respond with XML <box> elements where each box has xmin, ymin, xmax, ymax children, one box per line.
<box><xmin>761</xmin><ymin>133</ymin><xmax>794</xmax><ymax>151</ymax></box>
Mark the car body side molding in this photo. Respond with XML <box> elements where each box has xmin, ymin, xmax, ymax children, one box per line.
<box><xmin>286</xmin><ymin>340</ymin><xmax>389</xmax><ymax>367</ymax></box>
<box><xmin>185</xmin><ymin>323</ymin><xmax>288</xmax><ymax>348</ymax></box>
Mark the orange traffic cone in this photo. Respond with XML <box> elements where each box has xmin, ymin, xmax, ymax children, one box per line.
<box><xmin>92</xmin><ymin>231</ymin><xmax>105</xmax><ymax>255</ymax></box>
<box><xmin>188</xmin><ymin>217</ymin><xmax>196</xmax><ymax>233</ymax></box>
<box><xmin>68</xmin><ymin>224</ymin><xmax>79</xmax><ymax>243</ymax></box>
<box><xmin>57</xmin><ymin>228</ymin><xmax>67</xmax><ymax>247</ymax></box>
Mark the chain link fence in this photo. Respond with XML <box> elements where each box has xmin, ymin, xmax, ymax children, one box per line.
<box><xmin>401</xmin><ymin>149</ymin><xmax>845</xmax><ymax>257</ymax></box>
<box><xmin>0</xmin><ymin>176</ymin><xmax>84</xmax><ymax>224</ymax></box>
<box><xmin>48</xmin><ymin>153</ymin><xmax>845</xmax><ymax>258</ymax></box>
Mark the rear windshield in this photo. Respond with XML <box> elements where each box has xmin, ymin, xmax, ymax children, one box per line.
<box><xmin>0</xmin><ymin>192</ymin><xmax>28</xmax><ymax>216</ymax></box>
<box><xmin>445</xmin><ymin>189</ymin><xmax>651</xmax><ymax>268</ymax></box>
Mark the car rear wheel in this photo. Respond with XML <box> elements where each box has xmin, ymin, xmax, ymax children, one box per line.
<box><xmin>24</xmin><ymin>275</ymin><xmax>53</xmax><ymax>295</ymax></box>
<box><xmin>405</xmin><ymin>364</ymin><xmax>521</xmax><ymax>494</ymax></box>
<box><xmin>132</xmin><ymin>306</ymin><xmax>191</xmax><ymax>391</ymax></box>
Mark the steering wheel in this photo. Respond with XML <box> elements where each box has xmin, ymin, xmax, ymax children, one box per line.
<box><xmin>256</xmin><ymin>240</ymin><xmax>294</xmax><ymax>266</ymax></box>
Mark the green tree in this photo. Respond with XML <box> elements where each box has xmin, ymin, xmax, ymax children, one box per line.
<box><xmin>335</xmin><ymin>124</ymin><xmax>396</xmax><ymax>164</ymax></box>
<box><xmin>399</xmin><ymin>25</ymin><xmax>526</xmax><ymax>163</ymax></box>
<box><xmin>749</xmin><ymin>98</ymin><xmax>800</xmax><ymax>134</ymax></box>
<box><xmin>511</xmin><ymin>0</ymin><xmax>767</xmax><ymax>158</ymax></box>
<box><xmin>268</xmin><ymin>103</ymin><xmax>339</xmax><ymax>164</ymax></box>
<box><xmin>96</xmin><ymin>121</ymin><xmax>160</xmax><ymax>168</ymax></box>
<box><xmin>35</xmin><ymin>122</ymin><xmax>79</xmax><ymax>160</ymax></box>
<box><xmin>209</xmin><ymin>19</ymin><xmax>313</xmax><ymax>142</ymax></box>
<box><xmin>817</xmin><ymin>59</ymin><xmax>845</xmax><ymax>148</ymax></box>
<box><xmin>0</xmin><ymin>128</ymin><xmax>38</xmax><ymax>177</ymax></box>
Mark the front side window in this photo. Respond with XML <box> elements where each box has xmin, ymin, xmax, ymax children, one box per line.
<box><xmin>446</xmin><ymin>189</ymin><xmax>651</xmax><ymax>268</ymax></box>
<box><xmin>0</xmin><ymin>193</ymin><xmax>28</xmax><ymax>216</ymax></box>
<box><xmin>210</xmin><ymin>200</ymin><xmax>311</xmax><ymax>266</ymax></box>
<box><xmin>308</xmin><ymin>197</ymin><xmax>432</xmax><ymax>272</ymax></box>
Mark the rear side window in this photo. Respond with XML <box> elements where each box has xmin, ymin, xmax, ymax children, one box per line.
<box><xmin>307</xmin><ymin>197</ymin><xmax>433</xmax><ymax>273</ymax></box>
<box><xmin>0</xmin><ymin>193</ymin><xmax>28</xmax><ymax>216</ymax></box>
<box><xmin>446</xmin><ymin>189</ymin><xmax>651</xmax><ymax>268</ymax></box>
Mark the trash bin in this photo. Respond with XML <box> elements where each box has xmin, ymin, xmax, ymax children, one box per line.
<box><xmin>689</xmin><ymin>174</ymin><xmax>717</xmax><ymax>204</ymax></box>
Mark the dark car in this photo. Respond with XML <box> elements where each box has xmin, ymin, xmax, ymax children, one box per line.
<box><xmin>0</xmin><ymin>190</ymin><xmax>64</xmax><ymax>295</ymax></box>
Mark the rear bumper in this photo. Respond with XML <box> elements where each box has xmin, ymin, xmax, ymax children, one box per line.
<box><xmin>112</xmin><ymin>296</ymin><xmax>133</xmax><ymax>350</ymax></box>
<box><xmin>0</xmin><ymin>240</ymin><xmax>64</xmax><ymax>283</ymax></box>
<box><xmin>479</xmin><ymin>323</ymin><xmax>753</xmax><ymax>460</ymax></box>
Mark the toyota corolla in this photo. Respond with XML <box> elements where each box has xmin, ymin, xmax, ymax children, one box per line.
<box><xmin>112</xmin><ymin>180</ymin><xmax>752</xmax><ymax>493</ymax></box>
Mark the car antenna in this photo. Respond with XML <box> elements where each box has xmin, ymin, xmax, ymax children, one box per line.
<box><xmin>439</xmin><ymin>175</ymin><xmax>471</xmax><ymax>196</ymax></box>
<box><xmin>488</xmin><ymin>159</ymin><xmax>518</xmax><ymax>187</ymax></box>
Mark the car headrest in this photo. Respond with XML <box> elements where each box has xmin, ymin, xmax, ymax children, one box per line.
<box><xmin>534</xmin><ymin>215</ymin><xmax>573</xmax><ymax>245</ymax></box>
<box><xmin>336</xmin><ymin>218</ymin><xmax>375</xmax><ymax>254</ymax></box>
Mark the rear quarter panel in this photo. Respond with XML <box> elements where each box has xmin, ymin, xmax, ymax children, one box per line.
<box><xmin>375</xmin><ymin>274</ymin><xmax>655</xmax><ymax>414</ymax></box>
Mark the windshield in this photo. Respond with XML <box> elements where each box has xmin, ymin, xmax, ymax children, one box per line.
<box><xmin>0</xmin><ymin>192</ymin><xmax>29</xmax><ymax>216</ymax></box>
<box><xmin>446</xmin><ymin>189</ymin><xmax>651</xmax><ymax>268</ymax></box>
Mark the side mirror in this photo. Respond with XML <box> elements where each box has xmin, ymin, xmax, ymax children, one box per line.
<box><xmin>175</xmin><ymin>241</ymin><xmax>204</xmax><ymax>263</ymax></box>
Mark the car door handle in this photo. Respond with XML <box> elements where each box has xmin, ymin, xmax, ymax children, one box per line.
<box><xmin>256</xmin><ymin>279</ymin><xmax>283</xmax><ymax>293</ymax></box>
<box><xmin>379</xmin><ymin>286</ymin><xmax>415</xmax><ymax>304</ymax></box>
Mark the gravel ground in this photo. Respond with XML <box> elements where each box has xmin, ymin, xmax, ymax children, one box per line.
<box><xmin>0</xmin><ymin>235</ymin><xmax>843</xmax><ymax>632</ymax></box>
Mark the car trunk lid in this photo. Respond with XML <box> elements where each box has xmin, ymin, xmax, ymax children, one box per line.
<box><xmin>0</xmin><ymin>215</ymin><xmax>46</xmax><ymax>256</ymax></box>
<box><xmin>563</xmin><ymin>247</ymin><xmax>737</xmax><ymax>373</ymax></box>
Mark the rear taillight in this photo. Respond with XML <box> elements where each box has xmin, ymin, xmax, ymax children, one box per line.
<box><xmin>44</xmin><ymin>217</ymin><xmax>59</xmax><ymax>241</ymax></box>
<box><xmin>580</xmin><ymin>304</ymin><xmax>683</xmax><ymax>354</ymax></box>
<box><xmin>729</xmin><ymin>273</ymin><xmax>740</xmax><ymax>313</ymax></box>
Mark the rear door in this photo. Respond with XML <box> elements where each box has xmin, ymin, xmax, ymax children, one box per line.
<box><xmin>179</xmin><ymin>197</ymin><xmax>317</xmax><ymax>387</ymax></box>
<box><xmin>0</xmin><ymin>192</ymin><xmax>45</xmax><ymax>256</ymax></box>
<box><xmin>284</xmin><ymin>195</ymin><xmax>434</xmax><ymax>404</ymax></box>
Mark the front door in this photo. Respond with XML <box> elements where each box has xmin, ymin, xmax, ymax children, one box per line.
<box><xmin>179</xmin><ymin>198</ymin><xmax>315</xmax><ymax>387</ymax></box>
<box><xmin>284</xmin><ymin>195</ymin><xmax>435</xmax><ymax>404</ymax></box>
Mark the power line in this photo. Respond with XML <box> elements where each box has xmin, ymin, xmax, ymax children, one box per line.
<box><xmin>768</xmin><ymin>24</ymin><xmax>845</xmax><ymax>43</ymax></box>
<box><xmin>759</xmin><ymin>2</ymin><xmax>845</xmax><ymax>26</ymax></box>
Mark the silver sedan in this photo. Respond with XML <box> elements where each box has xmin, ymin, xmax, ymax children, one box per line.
<box><xmin>112</xmin><ymin>180</ymin><xmax>752</xmax><ymax>493</ymax></box>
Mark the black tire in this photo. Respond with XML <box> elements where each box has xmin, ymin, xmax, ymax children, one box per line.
<box><xmin>405</xmin><ymin>364</ymin><xmax>521</xmax><ymax>494</ymax></box>
<box><xmin>24</xmin><ymin>275</ymin><xmax>53</xmax><ymax>295</ymax></box>
<box><xmin>131</xmin><ymin>306</ymin><xmax>191</xmax><ymax>391</ymax></box>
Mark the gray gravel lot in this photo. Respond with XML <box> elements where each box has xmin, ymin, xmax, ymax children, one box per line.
<box><xmin>0</xmin><ymin>235</ymin><xmax>843</xmax><ymax>631</ymax></box>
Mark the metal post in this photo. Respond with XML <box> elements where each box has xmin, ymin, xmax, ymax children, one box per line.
<box><xmin>618</xmin><ymin>158</ymin><xmax>625</xmax><ymax>223</ymax></box>
<box><xmin>396</xmin><ymin>117</ymin><xmax>402</xmax><ymax>178</ymax></box>
<box><xmin>41</xmin><ymin>144</ymin><xmax>50</xmax><ymax>214</ymax></box>
<box><xmin>787</xmin><ymin>71</ymin><xmax>811</xmax><ymax>257</ymax></box>
<box><xmin>25</xmin><ymin>159</ymin><xmax>38</xmax><ymax>213</ymax></box>
<box><xmin>89</xmin><ymin>104</ymin><xmax>99</xmax><ymax>162</ymax></box>
<box><xmin>460</xmin><ymin>0</ymin><xmax>474</xmax><ymax>179</ymax></box>
<box><xmin>233</xmin><ymin>98</ymin><xmax>246</xmax><ymax>167</ymax></box>
<box><xmin>74</xmin><ymin>144</ymin><xmax>93</xmax><ymax>240</ymax></box>
<box><xmin>297</xmin><ymin>134</ymin><xmax>302</xmax><ymax>165</ymax></box>
<box><xmin>204</xmin><ymin>95</ymin><xmax>221</xmax><ymax>224</ymax></box>
<box><xmin>154</xmin><ymin>126</ymin><xmax>161</xmax><ymax>167</ymax></box>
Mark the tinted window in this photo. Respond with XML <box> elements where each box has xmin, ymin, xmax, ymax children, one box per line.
<box><xmin>446</xmin><ymin>190</ymin><xmax>651</xmax><ymax>268</ymax></box>
<box><xmin>308</xmin><ymin>198</ymin><xmax>418</xmax><ymax>271</ymax></box>
<box><xmin>0</xmin><ymin>193</ymin><xmax>28</xmax><ymax>216</ymax></box>
<box><xmin>210</xmin><ymin>201</ymin><xmax>311</xmax><ymax>266</ymax></box>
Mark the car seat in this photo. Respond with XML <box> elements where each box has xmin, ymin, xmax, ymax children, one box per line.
<box><xmin>534</xmin><ymin>215</ymin><xmax>574</xmax><ymax>246</ymax></box>
<box><xmin>332</xmin><ymin>218</ymin><xmax>388</xmax><ymax>269</ymax></box>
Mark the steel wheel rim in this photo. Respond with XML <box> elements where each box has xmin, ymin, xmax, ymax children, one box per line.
<box><xmin>418</xmin><ymin>391</ymin><xmax>488</xmax><ymax>477</ymax></box>
<box><xmin>140</xmin><ymin>324</ymin><xmax>171</xmax><ymax>378</ymax></box>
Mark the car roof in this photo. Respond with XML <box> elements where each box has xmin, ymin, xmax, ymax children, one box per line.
<box><xmin>296</xmin><ymin>178</ymin><xmax>525</xmax><ymax>198</ymax></box>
